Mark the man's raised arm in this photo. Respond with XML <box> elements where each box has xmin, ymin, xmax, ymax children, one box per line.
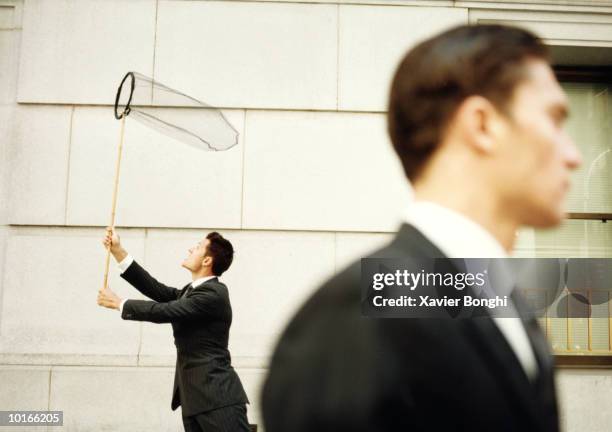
<box><xmin>103</xmin><ymin>227</ymin><xmax>181</xmax><ymax>303</ymax></box>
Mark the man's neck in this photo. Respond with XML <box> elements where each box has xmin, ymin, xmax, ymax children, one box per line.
<box><xmin>412</xmin><ymin>188</ymin><xmax>519</xmax><ymax>253</ymax></box>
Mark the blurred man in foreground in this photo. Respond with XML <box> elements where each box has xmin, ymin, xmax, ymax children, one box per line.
<box><xmin>262</xmin><ymin>24</ymin><xmax>581</xmax><ymax>432</ymax></box>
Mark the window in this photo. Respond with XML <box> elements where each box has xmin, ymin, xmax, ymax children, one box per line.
<box><xmin>516</xmin><ymin>64</ymin><xmax>612</xmax><ymax>366</ymax></box>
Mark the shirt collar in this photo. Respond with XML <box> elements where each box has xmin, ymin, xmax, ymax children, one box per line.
<box><xmin>191</xmin><ymin>275</ymin><xmax>216</xmax><ymax>289</ymax></box>
<box><xmin>404</xmin><ymin>201</ymin><xmax>508</xmax><ymax>258</ymax></box>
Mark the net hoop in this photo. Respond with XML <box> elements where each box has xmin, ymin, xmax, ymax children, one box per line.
<box><xmin>114</xmin><ymin>72</ymin><xmax>135</xmax><ymax>120</ymax></box>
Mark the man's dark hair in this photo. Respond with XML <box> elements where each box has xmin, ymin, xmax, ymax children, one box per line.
<box><xmin>388</xmin><ymin>24</ymin><xmax>549</xmax><ymax>181</ymax></box>
<box><xmin>205</xmin><ymin>232</ymin><xmax>234</xmax><ymax>276</ymax></box>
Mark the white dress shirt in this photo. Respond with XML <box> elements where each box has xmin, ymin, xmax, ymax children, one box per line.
<box><xmin>405</xmin><ymin>201</ymin><xmax>538</xmax><ymax>380</ymax></box>
<box><xmin>116</xmin><ymin>255</ymin><xmax>216</xmax><ymax>313</ymax></box>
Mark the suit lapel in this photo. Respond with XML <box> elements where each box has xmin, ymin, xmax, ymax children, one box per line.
<box><xmin>464</xmin><ymin>316</ymin><xmax>541</xmax><ymax>424</ymax></box>
<box><xmin>510</xmin><ymin>288</ymin><xmax>558</xmax><ymax>425</ymax></box>
<box><xmin>178</xmin><ymin>283</ymin><xmax>192</xmax><ymax>299</ymax></box>
<box><xmin>510</xmin><ymin>289</ymin><xmax>554</xmax><ymax>376</ymax></box>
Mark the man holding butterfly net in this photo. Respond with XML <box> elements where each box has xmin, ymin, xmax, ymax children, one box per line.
<box><xmin>97</xmin><ymin>228</ymin><xmax>250</xmax><ymax>432</ymax></box>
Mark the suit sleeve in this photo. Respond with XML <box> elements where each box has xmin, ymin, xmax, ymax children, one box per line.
<box><xmin>120</xmin><ymin>260</ymin><xmax>181</xmax><ymax>303</ymax></box>
<box><xmin>121</xmin><ymin>287</ymin><xmax>221</xmax><ymax>323</ymax></box>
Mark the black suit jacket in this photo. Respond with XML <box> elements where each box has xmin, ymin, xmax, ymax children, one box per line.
<box><xmin>262</xmin><ymin>224</ymin><xmax>558</xmax><ymax>432</ymax></box>
<box><xmin>120</xmin><ymin>261</ymin><xmax>249</xmax><ymax>417</ymax></box>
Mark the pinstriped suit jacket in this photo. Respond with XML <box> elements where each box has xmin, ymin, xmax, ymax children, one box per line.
<box><xmin>120</xmin><ymin>261</ymin><xmax>249</xmax><ymax>417</ymax></box>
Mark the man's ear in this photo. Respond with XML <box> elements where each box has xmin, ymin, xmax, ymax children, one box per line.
<box><xmin>454</xmin><ymin>95</ymin><xmax>505</xmax><ymax>155</ymax></box>
<box><xmin>202</xmin><ymin>256</ymin><xmax>213</xmax><ymax>268</ymax></box>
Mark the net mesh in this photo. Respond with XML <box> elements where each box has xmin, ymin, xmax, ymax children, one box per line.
<box><xmin>115</xmin><ymin>72</ymin><xmax>238</xmax><ymax>151</ymax></box>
